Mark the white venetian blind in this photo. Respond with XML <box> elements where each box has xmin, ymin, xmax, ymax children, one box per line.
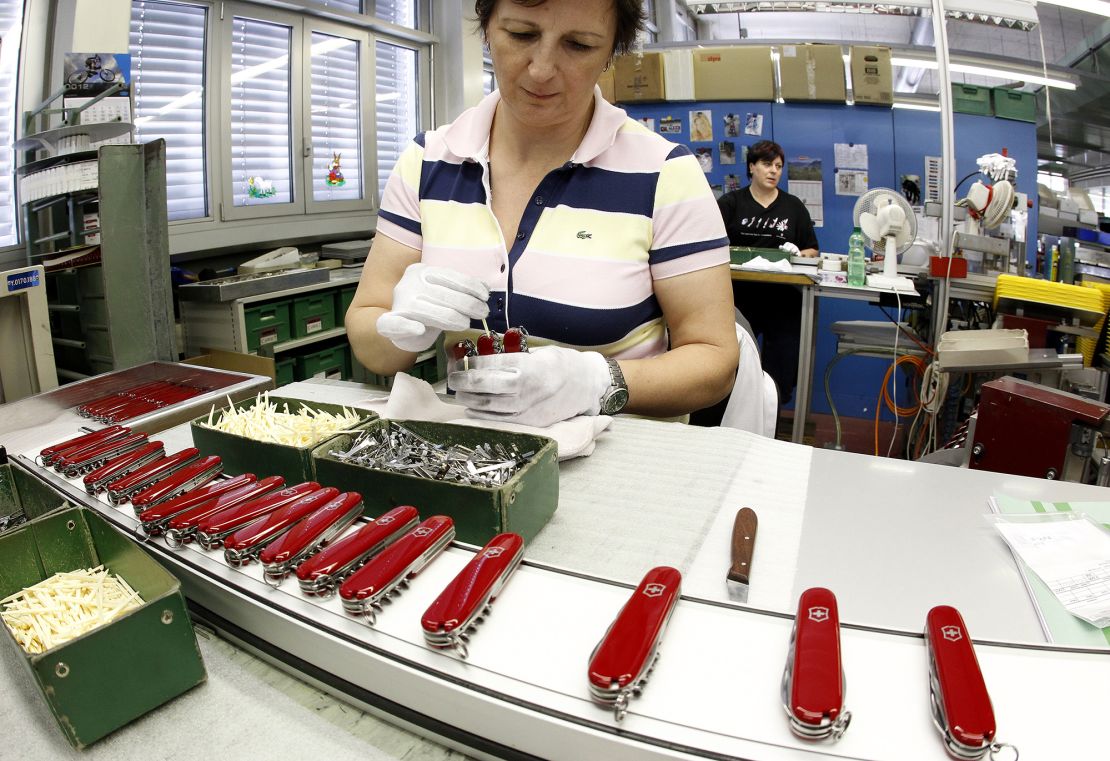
<box><xmin>311</xmin><ymin>32</ymin><xmax>362</xmax><ymax>202</ymax></box>
<box><xmin>230</xmin><ymin>17</ymin><xmax>293</xmax><ymax>207</ymax></box>
<box><xmin>375</xmin><ymin>0</ymin><xmax>416</xmax><ymax>27</ymax></box>
<box><xmin>0</xmin><ymin>1</ymin><xmax>24</xmax><ymax>246</ymax></box>
<box><xmin>375</xmin><ymin>41</ymin><xmax>418</xmax><ymax>201</ymax></box>
<box><xmin>130</xmin><ymin>0</ymin><xmax>208</xmax><ymax>221</ymax></box>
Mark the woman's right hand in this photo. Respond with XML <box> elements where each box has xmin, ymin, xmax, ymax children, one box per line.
<box><xmin>376</xmin><ymin>263</ymin><xmax>490</xmax><ymax>352</ymax></box>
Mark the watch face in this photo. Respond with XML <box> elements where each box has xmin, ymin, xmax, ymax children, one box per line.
<box><xmin>601</xmin><ymin>388</ymin><xmax>629</xmax><ymax>415</ymax></box>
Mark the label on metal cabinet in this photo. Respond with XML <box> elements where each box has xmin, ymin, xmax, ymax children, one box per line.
<box><xmin>6</xmin><ymin>270</ymin><xmax>40</xmax><ymax>292</ymax></box>
<box><xmin>306</xmin><ymin>318</ymin><xmax>322</xmax><ymax>334</ymax></box>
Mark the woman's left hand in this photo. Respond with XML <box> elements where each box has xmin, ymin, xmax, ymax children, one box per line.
<box><xmin>450</xmin><ymin>346</ymin><xmax>612</xmax><ymax>428</ymax></box>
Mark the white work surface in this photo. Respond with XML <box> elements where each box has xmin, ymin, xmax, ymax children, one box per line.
<box><xmin>5</xmin><ymin>379</ymin><xmax>1110</xmax><ymax>761</ymax></box>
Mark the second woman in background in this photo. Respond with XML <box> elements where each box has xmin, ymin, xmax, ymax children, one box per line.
<box><xmin>715</xmin><ymin>140</ymin><xmax>818</xmax><ymax>418</ymax></box>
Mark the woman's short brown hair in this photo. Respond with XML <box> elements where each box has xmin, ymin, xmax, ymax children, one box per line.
<box><xmin>474</xmin><ymin>0</ymin><xmax>646</xmax><ymax>58</ymax></box>
<box><xmin>746</xmin><ymin>140</ymin><xmax>785</xmax><ymax>179</ymax></box>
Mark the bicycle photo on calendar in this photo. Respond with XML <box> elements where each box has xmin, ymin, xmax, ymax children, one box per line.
<box><xmin>64</xmin><ymin>52</ymin><xmax>131</xmax><ymax>97</ymax></box>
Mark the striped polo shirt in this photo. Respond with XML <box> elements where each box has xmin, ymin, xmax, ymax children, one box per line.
<box><xmin>376</xmin><ymin>86</ymin><xmax>728</xmax><ymax>359</ymax></box>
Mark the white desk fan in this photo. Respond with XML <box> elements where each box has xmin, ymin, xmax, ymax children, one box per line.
<box><xmin>853</xmin><ymin>188</ymin><xmax>917</xmax><ymax>292</ymax></box>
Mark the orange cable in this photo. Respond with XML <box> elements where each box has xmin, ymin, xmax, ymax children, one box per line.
<box><xmin>873</xmin><ymin>354</ymin><xmax>928</xmax><ymax>456</ymax></box>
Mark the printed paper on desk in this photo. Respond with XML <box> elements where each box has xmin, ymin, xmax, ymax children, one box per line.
<box><xmin>992</xmin><ymin>512</ymin><xmax>1110</xmax><ymax>629</ymax></box>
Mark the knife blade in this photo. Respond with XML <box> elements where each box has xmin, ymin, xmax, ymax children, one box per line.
<box><xmin>726</xmin><ymin>507</ymin><xmax>758</xmax><ymax>603</ymax></box>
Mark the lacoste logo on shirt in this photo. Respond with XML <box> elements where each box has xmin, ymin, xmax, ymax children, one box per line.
<box><xmin>576</xmin><ymin>230</ymin><xmax>592</xmax><ymax>239</ymax></box>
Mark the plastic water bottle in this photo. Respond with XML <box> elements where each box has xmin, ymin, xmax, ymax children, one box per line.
<box><xmin>847</xmin><ymin>227</ymin><xmax>866</xmax><ymax>287</ymax></box>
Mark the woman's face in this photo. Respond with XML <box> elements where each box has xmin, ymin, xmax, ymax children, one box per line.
<box><xmin>750</xmin><ymin>156</ymin><xmax>783</xmax><ymax>192</ymax></box>
<box><xmin>487</xmin><ymin>0</ymin><xmax>616</xmax><ymax>131</ymax></box>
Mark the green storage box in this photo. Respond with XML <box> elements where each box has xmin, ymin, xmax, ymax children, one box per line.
<box><xmin>291</xmin><ymin>292</ymin><xmax>337</xmax><ymax>339</ymax></box>
<box><xmin>296</xmin><ymin>343</ymin><xmax>347</xmax><ymax>381</ymax></box>
<box><xmin>244</xmin><ymin>300</ymin><xmax>291</xmax><ymax>352</ymax></box>
<box><xmin>190</xmin><ymin>396</ymin><xmax>376</xmax><ymax>486</ymax></box>
<box><xmin>0</xmin><ymin>507</ymin><xmax>206</xmax><ymax>749</ymax></box>
<box><xmin>1</xmin><ymin>456</ymin><xmax>75</xmax><ymax>537</ymax></box>
<box><xmin>952</xmin><ymin>84</ymin><xmax>993</xmax><ymax>116</ymax></box>
<box><xmin>274</xmin><ymin>357</ymin><xmax>296</xmax><ymax>387</ymax></box>
<box><xmin>729</xmin><ymin>246</ymin><xmax>791</xmax><ymax>266</ymax></box>
<box><xmin>992</xmin><ymin>88</ymin><xmax>1035</xmax><ymax>122</ymax></box>
<box><xmin>336</xmin><ymin>286</ymin><xmax>357</xmax><ymax>323</ymax></box>
<box><xmin>312</xmin><ymin>420</ymin><xmax>559</xmax><ymax>547</ymax></box>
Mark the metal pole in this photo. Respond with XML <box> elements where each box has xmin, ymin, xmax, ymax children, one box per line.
<box><xmin>930</xmin><ymin>0</ymin><xmax>956</xmax><ymax>344</ymax></box>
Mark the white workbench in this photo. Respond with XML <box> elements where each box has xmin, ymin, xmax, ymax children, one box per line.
<box><xmin>4</xmin><ymin>379</ymin><xmax>1108</xmax><ymax>760</ymax></box>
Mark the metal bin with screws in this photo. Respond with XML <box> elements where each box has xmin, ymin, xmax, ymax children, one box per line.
<box><xmin>312</xmin><ymin>420</ymin><xmax>559</xmax><ymax>546</ymax></box>
<box><xmin>0</xmin><ymin>507</ymin><xmax>206</xmax><ymax>748</ymax></box>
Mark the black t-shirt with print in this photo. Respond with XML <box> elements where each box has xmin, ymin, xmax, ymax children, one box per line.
<box><xmin>717</xmin><ymin>186</ymin><xmax>820</xmax><ymax>251</ymax></box>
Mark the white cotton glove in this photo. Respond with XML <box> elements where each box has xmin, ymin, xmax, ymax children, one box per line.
<box><xmin>449</xmin><ymin>346</ymin><xmax>612</xmax><ymax>429</ymax></box>
<box><xmin>376</xmin><ymin>263</ymin><xmax>490</xmax><ymax>352</ymax></box>
<box><xmin>779</xmin><ymin>241</ymin><xmax>800</xmax><ymax>255</ymax></box>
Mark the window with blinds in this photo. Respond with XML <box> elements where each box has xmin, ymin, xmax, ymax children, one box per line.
<box><xmin>310</xmin><ymin>32</ymin><xmax>362</xmax><ymax>202</ymax></box>
<box><xmin>231</xmin><ymin>17</ymin><xmax>294</xmax><ymax>207</ymax></box>
<box><xmin>0</xmin><ymin>1</ymin><xmax>25</xmax><ymax>246</ymax></box>
<box><xmin>375</xmin><ymin>0</ymin><xmax>417</xmax><ymax>28</ymax></box>
<box><xmin>130</xmin><ymin>0</ymin><xmax>208</xmax><ymax>221</ymax></box>
<box><xmin>375</xmin><ymin>42</ymin><xmax>419</xmax><ymax>201</ymax></box>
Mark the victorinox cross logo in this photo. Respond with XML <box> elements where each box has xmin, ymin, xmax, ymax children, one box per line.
<box><xmin>414</xmin><ymin>527</ymin><xmax>432</xmax><ymax>537</ymax></box>
<box><xmin>377</xmin><ymin>515</ymin><xmax>395</xmax><ymax>524</ymax></box>
<box><xmin>643</xmin><ymin>583</ymin><xmax>666</xmax><ymax>598</ymax></box>
<box><xmin>808</xmin><ymin>606</ymin><xmax>830</xmax><ymax>623</ymax></box>
<box><xmin>484</xmin><ymin>547</ymin><xmax>505</xmax><ymax>558</ymax></box>
<box><xmin>941</xmin><ymin>625</ymin><xmax>963</xmax><ymax>642</ymax></box>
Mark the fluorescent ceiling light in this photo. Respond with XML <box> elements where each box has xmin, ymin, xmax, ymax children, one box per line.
<box><xmin>1035</xmin><ymin>0</ymin><xmax>1110</xmax><ymax>16</ymax></box>
<box><xmin>890</xmin><ymin>56</ymin><xmax>1077</xmax><ymax>90</ymax></box>
<box><xmin>893</xmin><ymin>100</ymin><xmax>941</xmax><ymax>112</ymax></box>
<box><xmin>686</xmin><ymin>0</ymin><xmax>1039</xmax><ymax>29</ymax></box>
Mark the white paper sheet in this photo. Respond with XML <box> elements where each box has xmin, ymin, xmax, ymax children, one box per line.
<box><xmin>994</xmin><ymin>513</ymin><xmax>1110</xmax><ymax>628</ymax></box>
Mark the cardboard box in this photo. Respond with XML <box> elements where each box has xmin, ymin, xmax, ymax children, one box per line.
<box><xmin>693</xmin><ymin>46</ymin><xmax>774</xmax><ymax>101</ymax></box>
<box><xmin>662</xmin><ymin>49</ymin><xmax>695</xmax><ymax>101</ymax></box>
<box><xmin>778</xmin><ymin>44</ymin><xmax>846</xmax><ymax>103</ymax></box>
<box><xmin>597</xmin><ymin>66</ymin><xmax>616</xmax><ymax>104</ymax></box>
<box><xmin>190</xmin><ymin>396</ymin><xmax>377</xmax><ymax>486</ymax></box>
<box><xmin>182</xmin><ymin>349</ymin><xmax>276</xmax><ymax>386</ymax></box>
<box><xmin>0</xmin><ymin>508</ymin><xmax>206</xmax><ymax>748</ymax></box>
<box><xmin>850</xmin><ymin>46</ymin><xmax>892</xmax><ymax>106</ymax></box>
<box><xmin>312</xmin><ymin>421</ymin><xmax>559</xmax><ymax>547</ymax></box>
<box><xmin>614</xmin><ymin>51</ymin><xmax>665</xmax><ymax>102</ymax></box>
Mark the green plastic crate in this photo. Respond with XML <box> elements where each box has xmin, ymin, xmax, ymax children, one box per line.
<box><xmin>244</xmin><ymin>300</ymin><xmax>291</xmax><ymax>352</ymax></box>
<box><xmin>291</xmin><ymin>292</ymin><xmax>336</xmax><ymax>339</ymax></box>
<box><xmin>274</xmin><ymin>357</ymin><xmax>296</xmax><ymax>387</ymax></box>
<box><xmin>336</xmin><ymin>286</ymin><xmax>357</xmax><ymax>325</ymax></box>
<box><xmin>0</xmin><ymin>508</ymin><xmax>206</xmax><ymax>749</ymax></box>
<box><xmin>952</xmin><ymin>84</ymin><xmax>993</xmax><ymax>116</ymax></box>
<box><xmin>992</xmin><ymin>88</ymin><xmax>1035</xmax><ymax>122</ymax></box>
<box><xmin>296</xmin><ymin>344</ymin><xmax>347</xmax><ymax>381</ymax></box>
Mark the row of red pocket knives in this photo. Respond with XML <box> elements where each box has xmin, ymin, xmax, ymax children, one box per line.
<box><xmin>39</xmin><ymin>427</ymin><xmax>524</xmax><ymax>660</ymax></box>
<box><xmin>41</xmin><ymin>428</ymin><xmax>1015</xmax><ymax>758</ymax></box>
<box><xmin>591</xmin><ymin>569</ymin><xmax>1017</xmax><ymax>760</ymax></box>
<box><xmin>75</xmin><ymin>380</ymin><xmax>204</xmax><ymax>423</ymax></box>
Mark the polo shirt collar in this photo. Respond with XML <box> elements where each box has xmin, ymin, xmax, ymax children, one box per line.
<box><xmin>441</xmin><ymin>85</ymin><xmax>625</xmax><ymax>165</ymax></box>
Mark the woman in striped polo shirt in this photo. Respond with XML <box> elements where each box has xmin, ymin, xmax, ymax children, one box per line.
<box><xmin>346</xmin><ymin>0</ymin><xmax>739</xmax><ymax>428</ymax></box>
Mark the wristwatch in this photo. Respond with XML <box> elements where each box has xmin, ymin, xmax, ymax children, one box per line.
<box><xmin>599</xmin><ymin>358</ymin><xmax>629</xmax><ymax>415</ymax></box>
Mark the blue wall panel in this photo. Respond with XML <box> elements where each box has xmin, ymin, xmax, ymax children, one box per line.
<box><xmin>621</xmin><ymin>101</ymin><xmax>775</xmax><ymax>195</ymax></box>
<box><xmin>618</xmin><ymin>100</ymin><xmax>1035</xmax><ymax>427</ymax></box>
<box><xmin>769</xmin><ymin>102</ymin><xmax>897</xmax><ymax>254</ymax></box>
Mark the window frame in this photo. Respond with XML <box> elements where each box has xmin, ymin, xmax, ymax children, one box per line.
<box><xmin>122</xmin><ymin>0</ymin><xmax>435</xmax><ymax>254</ymax></box>
<box><xmin>302</xmin><ymin>18</ymin><xmax>374</xmax><ymax>215</ymax></box>
<box><xmin>218</xmin><ymin>6</ymin><xmax>304</xmax><ymax>221</ymax></box>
